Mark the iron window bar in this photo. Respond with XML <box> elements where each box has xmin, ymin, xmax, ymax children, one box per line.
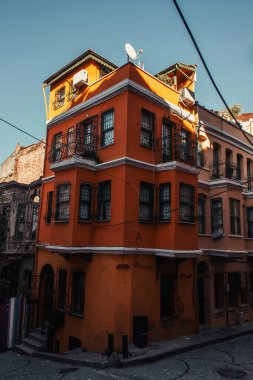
<box><xmin>210</xmin><ymin>159</ymin><xmax>241</xmax><ymax>181</ymax></box>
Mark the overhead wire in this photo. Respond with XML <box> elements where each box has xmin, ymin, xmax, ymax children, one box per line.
<box><xmin>172</xmin><ymin>0</ymin><xmax>253</xmax><ymax>148</ymax></box>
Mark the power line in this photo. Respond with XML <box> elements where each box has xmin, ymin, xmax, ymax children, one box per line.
<box><xmin>172</xmin><ymin>0</ymin><xmax>253</xmax><ymax>148</ymax></box>
<box><xmin>0</xmin><ymin>118</ymin><xmax>45</xmax><ymax>145</ymax></box>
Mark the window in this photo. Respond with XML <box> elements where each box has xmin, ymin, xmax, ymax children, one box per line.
<box><xmin>55</xmin><ymin>183</ymin><xmax>71</xmax><ymax>222</ymax></box>
<box><xmin>228</xmin><ymin>272</ymin><xmax>241</xmax><ymax>308</ymax></box>
<box><xmin>179</xmin><ymin>127</ymin><xmax>191</xmax><ymax>162</ymax></box>
<box><xmin>225</xmin><ymin>149</ymin><xmax>233</xmax><ymax>179</ymax></box>
<box><xmin>15</xmin><ymin>203</ymin><xmax>26</xmax><ymax>239</ymax></box>
<box><xmin>198</xmin><ymin>194</ymin><xmax>206</xmax><ymax>234</ymax></box>
<box><xmin>67</xmin><ymin>127</ymin><xmax>75</xmax><ymax>157</ymax></box>
<box><xmin>78</xmin><ymin>184</ymin><xmax>92</xmax><ymax>221</ymax></box>
<box><xmin>97</xmin><ymin>181</ymin><xmax>111</xmax><ymax>221</ymax></box>
<box><xmin>139</xmin><ymin>182</ymin><xmax>154</xmax><ymax>223</ymax></box>
<box><xmin>159</xmin><ymin>183</ymin><xmax>171</xmax><ymax>222</ymax></box>
<box><xmin>160</xmin><ymin>275</ymin><xmax>176</xmax><ymax>319</ymax></box>
<box><xmin>45</xmin><ymin>191</ymin><xmax>53</xmax><ymax>224</ymax></box>
<box><xmin>214</xmin><ymin>273</ymin><xmax>224</xmax><ymax>310</ymax></box>
<box><xmin>101</xmin><ymin>109</ymin><xmax>114</xmax><ymax>146</ymax></box>
<box><xmin>141</xmin><ymin>109</ymin><xmax>155</xmax><ymax>148</ymax></box>
<box><xmin>162</xmin><ymin>119</ymin><xmax>172</xmax><ymax>161</ymax></box>
<box><xmin>247</xmin><ymin>207</ymin><xmax>253</xmax><ymax>238</ymax></box>
<box><xmin>54</xmin><ymin>86</ymin><xmax>65</xmax><ymax>109</ymax></box>
<box><xmin>236</xmin><ymin>154</ymin><xmax>243</xmax><ymax>180</ymax></box>
<box><xmin>31</xmin><ymin>203</ymin><xmax>39</xmax><ymax>239</ymax></box>
<box><xmin>212</xmin><ymin>143</ymin><xmax>221</xmax><ymax>179</ymax></box>
<box><xmin>230</xmin><ymin>198</ymin><xmax>241</xmax><ymax>235</ymax></box>
<box><xmin>52</xmin><ymin>132</ymin><xmax>62</xmax><ymax>162</ymax></box>
<box><xmin>58</xmin><ymin>269</ymin><xmax>67</xmax><ymax>310</ymax></box>
<box><xmin>247</xmin><ymin>159</ymin><xmax>252</xmax><ymax>191</ymax></box>
<box><xmin>179</xmin><ymin>184</ymin><xmax>194</xmax><ymax>223</ymax></box>
<box><xmin>197</xmin><ymin>143</ymin><xmax>205</xmax><ymax>167</ymax></box>
<box><xmin>100</xmin><ymin>66</ymin><xmax>110</xmax><ymax>78</ymax></box>
<box><xmin>71</xmin><ymin>271</ymin><xmax>85</xmax><ymax>316</ymax></box>
<box><xmin>211</xmin><ymin>198</ymin><xmax>223</xmax><ymax>234</ymax></box>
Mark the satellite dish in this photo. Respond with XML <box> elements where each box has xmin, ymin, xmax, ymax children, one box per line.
<box><xmin>125</xmin><ymin>43</ymin><xmax>137</xmax><ymax>60</ymax></box>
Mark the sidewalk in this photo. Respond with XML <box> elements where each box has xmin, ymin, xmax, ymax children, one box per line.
<box><xmin>33</xmin><ymin>321</ymin><xmax>253</xmax><ymax>368</ymax></box>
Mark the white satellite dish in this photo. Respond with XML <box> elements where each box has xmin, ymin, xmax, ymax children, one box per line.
<box><xmin>125</xmin><ymin>43</ymin><xmax>138</xmax><ymax>60</ymax></box>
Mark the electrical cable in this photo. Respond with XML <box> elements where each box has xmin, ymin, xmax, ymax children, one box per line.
<box><xmin>172</xmin><ymin>0</ymin><xmax>253</xmax><ymax>147</ymax></box>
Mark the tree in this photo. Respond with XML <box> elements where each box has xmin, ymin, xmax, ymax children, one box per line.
<box><xmin>218</xmin><ymin>104</ymin><xmax>243</xmax><ymax>122</ymax></box>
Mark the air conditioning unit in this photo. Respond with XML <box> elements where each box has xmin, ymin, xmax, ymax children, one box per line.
<box><xmin>180</xmin><ymin>87</ymin><xmax>195</xmax><ymax>107</ymax></box>
<box><xmin>73</xmin><ymin>70</ymin><xmax>88</xmax><ymax>88</ymax></box>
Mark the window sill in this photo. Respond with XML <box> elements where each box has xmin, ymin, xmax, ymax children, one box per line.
<box><xmin>160</xmin><ymin>316</ymin><xmax>177</xmax><ymax>322</ymax></box>
<box><xmin>229</xmin><ymin>234</ymin><xmax>243</xmax><ymax>238</ymax></box>
<box><xmin>95</xmin><ymin>219</ymin><xmax>111</xmax><ymax>223</ymax></box>
<box><xmin>214</xmin><ymin>309</ymin><xmax>226</xmax><ymax>314</ymax></box>
<box><xmin>99</xmin><ymin>143</ymin><xmax>114</xmax><ymax>149</ymax></box>
<box><xmin>140</xmin><ymin>143</ymin><xmax>154</xmax><ymax>150</ymax></box>
<box><xmin>239</xmin><ymin>304</ymin><xmax>250</xmax><ymax>308</ymax></box>
<box><xmin>78</xmin><ymin>220</ymin><xmax>92</xmax><ymax>223</ymax></box>
<box><xmin>54</xmin><ymin>220</ymin><xmax>70</xmax><ymax>224</ymax></box>
<box><xmin>69</xmin><ymin>312</ymin><xmax>84</xmax><ymax>319</ymax></box>
<box><xmin>179</xmin><ymin>221</ymin><xmax>195</xmax><ymax>225</ymax></box>
<box><xmin>157</xmin><ymin>220</ymin><xmax>171</xmax><ymax>224</ymax></box>
<box><xmin>139</xmin><ymin>220</ymin><xmax>155</xmax><ymax>224</ymax></box>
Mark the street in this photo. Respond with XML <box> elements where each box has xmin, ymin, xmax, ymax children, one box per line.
<box><xmin>1</xmin><ymin>334</ymin><xmax>253</xmax><ymax>379</ymax></box>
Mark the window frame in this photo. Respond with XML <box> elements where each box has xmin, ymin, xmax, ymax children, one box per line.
<box><xmin>71</xmin><ymin>271</ymin><xmax>85</xmax><ymax>317</ymax></box>
<box><xmin>179</xmin><ymin>183</ymin><xmax>195</xmax><ymax>223</ymax></box>
<box><xmin>140</xmin><ymin>109</ymin><xmax>155</xmax><ymax>148</ymax></box>
<box><xmin>139</xmin><ymin>182</ymin><xmax>154</xmax><ymax>223</ymax></box>
<box><xmin>247</xmin><ymin>207</ymin><xmax>253</xmax><ymax>238</ymax></box>
<box><xmin>55</xmin><ymin>182</ymin><xmax>71</xmax><ymax>222</ymax></box>
<box><xmin>211</xmin><ymin>198</ymin><xmax>223</xmax><ymax>235</ymax></box>
<box><xmin>229</xmin><ymin>198</ymin><xmax>241</xmax><ymax>235</ymax></box>
<box><xmin>97</xmin><ymin>180</ymin><xmax>111</xmax><ymax>222</ymax></box>
<box><xmin>101</xmin><ymin>109</ymin><xmax>114</xmax><ymax>147</ymax></box>
<box><xmin>198</xmin><ymin>194</ymin><xmax>206</xmax><ymax>234</ymax></box>
<box><xmin>158</xmin><ymin>183</ymin><xmax>171</xmax><ymax>222</ymax></box>
<box><xmin>45</xmin><ymin>191</ymin><xmax>54</xmax><ymax>224</ymax></box>
<box><xmin>78</xmin><ymin>183</ymin><xmax>92</xmax><ymax>222</ymax></box>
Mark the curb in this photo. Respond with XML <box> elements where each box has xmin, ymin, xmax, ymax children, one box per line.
<box><xmin>32</xmin><ymin>327</ymin><xmax>253</xmax><ymax>369</ymax></box>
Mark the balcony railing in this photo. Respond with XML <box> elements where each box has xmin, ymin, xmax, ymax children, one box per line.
<box><xmin>47</xmin><ymin>130</ymin><xmax>99</xmax><ymax>163</ymax></box>
<box><xmin>245</xmin><ymin>176</ymin><xmax>253</xmax><ymax>192</ymax></box>
<box><xmin>154</xmin><ymin>132</ymin><xmax>197</xmax><ymax>165</ymax></box>
<box><xmin>210</xmin><ymin>160</ymin><xmax>241</xmax><ymax>181</ymax></box>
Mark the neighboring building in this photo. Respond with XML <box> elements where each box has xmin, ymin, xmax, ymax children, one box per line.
<box><xmin>36</xmin><ymin>49</ymin><xmax>200</xmax><ymax>354</ymax></box>
<box><xmin>237</xmin><ymin>113</ymin><xmax>253</xmax><ymax>135</ymax></box>
<box><xmin>197</xmin><ymin>106</ymin><xmax>253</xmax><ymax>328</ymax></box>
<box><xmin>0</xmin><ymin>141</ymin><xmax>45</xmax><ymax>300</ymax></box>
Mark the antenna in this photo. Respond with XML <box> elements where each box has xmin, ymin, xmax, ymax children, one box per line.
<box><xmin>125</xmin><ymin>43</ymin><xmax>144</xmax><ymax>68</ymax></box>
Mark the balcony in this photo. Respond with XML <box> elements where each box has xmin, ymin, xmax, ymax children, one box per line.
<box><xmin>210</xmin><ymin>160</ymin><xmax>241</xmax><ymax>181</ymax></box>
<box><xmin>154</xmin><ymin>131</ymin><xmax>197</xmax><ymax>165</ymax></box>
<box><xmin>47</xmin><ymin>130</ymin><xmax>99</xmax><ymax>164</ymax></box>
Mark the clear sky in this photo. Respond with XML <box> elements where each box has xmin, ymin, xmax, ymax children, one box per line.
<box><xmin>0</xmin><ymin>0</ymin><xmax>253</xmax><ymax>165</ymax></box>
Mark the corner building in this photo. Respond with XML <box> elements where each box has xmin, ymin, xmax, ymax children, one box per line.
<box><xmin>37</xmin><ymin>50</ymin><xmax>200</xmax><ymax>353</ymax></box>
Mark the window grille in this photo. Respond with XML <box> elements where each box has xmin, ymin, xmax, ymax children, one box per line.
<box><xmin>141</xmin><ymin>109</ymin><xmax>155</xmax><ymax>148</ymax></box>
<box><xmin>230</xmin><ymin>198</ymin><xmax>241</xmax><ymax>235</ymax></box>
<box><xmin>78</xmin><ymin>183</ymin><xmax>92</xmax><ymax>221</ymax></box>
<box><xmin>198</xmin><ymin>195</ymin><xmax>206</xmax><ymax>234</ymax></box>
<box><xmin>51</xmin><ymin>132</ymin><xmax>62</xmax><ymax>162</ymax></box>
<box><xmin>97</xmin><ymin>181</ymin><xmax>111</xmax><ymax>221</ymax></box>
<box><xmin>247</xmin><ymin>207</ymin><xmax>253</xmax><ymax>238</ymax></box>
<box><xmin>139</xmin><ymin>182</ymin><xmax>154</xmax><ymax>223</ymax></box>
<box><xmin>15</xmin><ymin>203</ymin><xmax>26</xmax><ymax>238</ymax></box>
<box><xmin>45</xmin><ymin>191</ymin><xmax>53</xmax><ymax>224</ymax></box>
<box><xmin>101</xmin><ymin>109</ymin><xmax>114</xmax><ymax>146</ymax></box>
<box><xmin>159</xmin><ymin>183</ymin><xmax>171</xmax><ymax>222</ymax></box>
<box><xmin>211</xmin><ymin>198</ymin><xmax>223</xmax><ymax>234</ymax></box>
<box><xmin>53</xmin><ymin>87</ymin><xmax>65</xmax><ymax>109</ymax></box>
<box><xmin>55</xmin><ymin>182</ymin><xmax>71</xmax><ymax>222</ymax></box>
<box><xmin>179</xmin><ymin>184</ymin><xmax>194</xmax><ymax>223</ymax></box>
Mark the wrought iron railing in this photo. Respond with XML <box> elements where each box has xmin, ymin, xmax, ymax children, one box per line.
<box><xmin>210</xmin><ymin>160</ymin><xmax>241</xmax><ymax>181</ymax></box>
<box><xmin>154</xmin><ymin>128</ymin><xmax>197</xmax><ymax>166</ymax></box>
<box><xmin>245</xmin><ymin>176</ymin><xmax>253</xmax><ymax>192</ymax></box>
<box><xmin>47</xmin><ymin>129</ymin><xmax>99</xmax><ymax>163</ymax></box>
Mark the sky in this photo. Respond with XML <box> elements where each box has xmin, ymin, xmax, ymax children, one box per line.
<box><xmin>0</xmin><ymin>0</ymin><xmax>253</xmax><ymax>165</ymax></box>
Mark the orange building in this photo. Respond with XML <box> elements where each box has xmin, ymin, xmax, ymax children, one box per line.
<box><xmin>34</xmin><ymin>50</ymin><xmax>201</xmax><ymax>354</ymax></box>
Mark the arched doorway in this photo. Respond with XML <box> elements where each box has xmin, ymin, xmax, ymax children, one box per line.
<box><xmin>38</xmin><ymin>264</ymin><xmax>54</xmax><ymax>329</ymax></box>
<box><xmin>197</xmin><ymin>262</ymin><xmax>210</xmax><ymax>326</ymax></box>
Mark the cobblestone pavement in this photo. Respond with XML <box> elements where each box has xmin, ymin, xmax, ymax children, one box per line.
<box><xmin>1</xmin><ymin>334</ymin><xmax>253</xmax><ymax>379</ymax></box>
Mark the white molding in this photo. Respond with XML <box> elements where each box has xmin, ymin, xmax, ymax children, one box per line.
<box><xmin>42</xmin><ymin>175</ymin><xmax>55</xmax><ymax>183</ymax></box>
<box><xmin>198</xmin><ymin>179</ymin><xmax>244</xmax><ymax>190</ymax></box>
<box><xmin>37</xmin><ymin>243</ymin><xmax>202</xmax><ymax>257</ymax></box>
<box><xmin>49</xmin><ymin>155</ymin><xmax>199</xmax><ymax>175</ymax></box>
